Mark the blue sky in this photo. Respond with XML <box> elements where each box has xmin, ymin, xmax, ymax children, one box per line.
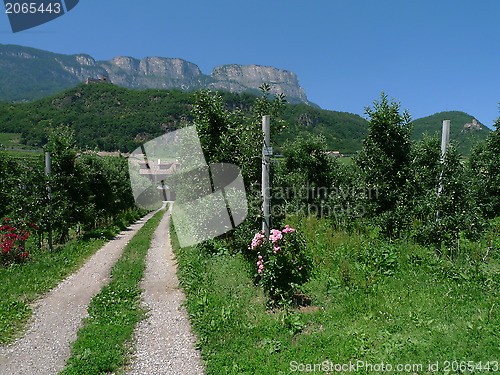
<box><xmin>1</xmin><ymin>0</ymin><xmax>499</xmax><ymax>129</ymax></box>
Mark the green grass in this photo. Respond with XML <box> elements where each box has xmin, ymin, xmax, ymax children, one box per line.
<box><xmin>60</xmin><ymin>208</ymin><xmax>165</xmax><ymax>375</ymax></box>
<box><xmin>0</xmin><ymin>209</ymin><xmax>145</xmax><ymax>345</ymax></box>
<box><xmin>0</xmin><ymin>132</ymin><xmax>43</xmax><ymax>162</ymax></box>
<box><xmin>0</xmin><ymin>132</ymin><xmax>42</xmax><ymax>152</ymax></box>
<box><xmin>0</xmin><ymin>133</ymin><xmax>21</xmax><ymax>148</ymax></box>
<box><xmin>3</xmin><ymin>149</ymin><xmax>43</xmax><ymax>163</ymax></box>
<box><xmin>335</xmin><ymin>155</ymin><xmax>354</xmax><ymax>165</ymax></box>
<box><xmin>173</xmin><ymin>216</ymin><xmax>500</xmax><ymax>374</ymax></box>
<box><xmin>5</xmin><ymin>149</ymin><xmax>42</xmax><ymax>157</ymax></box>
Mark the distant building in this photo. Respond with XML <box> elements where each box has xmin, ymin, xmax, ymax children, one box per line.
<box><xmin>136</xmin><ymin>158</ymin><xmax>180</xmax><ymax>180</ymax></box>
<box><xmin>85</xmin><ymin>75</ymin><xmax>110</xmax><ymax>84</ymax></box>
<box><xmin>133</xmin><ymin>157</ymin><xmax>181</xmax><ymax>201</ymax></box>
<box><xmin>463</xmin><ymin>118</ymin><xmax>482</xmax><ymax>131</ymax></box>
<box><xmin>325</xmin><ymin>151</ymin><xmax>344</xmax><ymax>157</ymax></box>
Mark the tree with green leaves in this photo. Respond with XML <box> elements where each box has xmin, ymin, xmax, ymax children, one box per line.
<box><xmin>187</xmin><ymin>86</ymin><xmax>286</xmax><ymax>252</ymax></box>
<box><xmin>404</xmin><ymin>135</ymin><xmax>441</xmax><ymax>222</ymax></box>
<box><xmin>416</xmin><ymin>142</ymin><xmax>484</xmax><ymax>253</ymax></box>
<box><xmin>0</xmin><ymin>150</ymin><xmax>13</xmax><ymax>219</ymax></box>
<box><xmin>356</xmin><ymin>93</ymin><xmax>412</xmax><ymax>224</ymax></box>
<box><xmin>274</xmin><ymin>135</ymin><xmax>333</xmax><ymax>217</ymax></box>
<box><xmin>192</xmin><ymin>85</ymin><xmax>286</xmax><ymax>187</ymax></box>
<box><xmin>468</xmin><ymin>122</ymin><xmax>500</xmax><ymax>219</ymax></box>
<box><xmin>42</xmin><ymin>126</ymin><xmax>137</xmax><ymax>242</ymax></box>
<box><xmin>43</xmin><ymin>126</ymin><xmax>88</xmax><ymax>242</ymax></box>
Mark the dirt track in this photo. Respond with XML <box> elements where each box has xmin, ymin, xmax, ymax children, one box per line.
<box><xmin>0</xmin><ymin>211</ymin><xmax>156</xmax><ymax>375</ymax></box>
<box><xmin>124</xmin><ymin>204</ymin><xmax>204</xmax><ymax>374</ymax></box>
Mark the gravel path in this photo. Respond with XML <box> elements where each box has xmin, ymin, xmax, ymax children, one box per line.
<box><xmin>0</xmin><ymin>211</ymin><xmax>156</xmax><ymax>375</ymax></box>
<box><xmin>124</xmin><ymin>204</ymin><xmax>205</xmax><ymax>375</ymax></box>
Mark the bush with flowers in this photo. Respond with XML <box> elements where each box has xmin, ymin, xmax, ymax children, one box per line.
<box><xmin>248</xmin><ymin>224</ymin><xmax>312</xmax><ymax>304</ymax></box>
<box><xmin>0</xmin><ymin>218</ymin><xmax>36</xmax><ymax>266</ymax></box>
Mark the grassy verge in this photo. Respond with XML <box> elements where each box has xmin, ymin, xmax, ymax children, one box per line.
<box><xmin>173</xmin><ymin>216</ymin><xmax>499</xmax><ymax>374</ymax></box>
<box><xmin>4</xmin><ymin>149</ymin><xmax>43</xmax><ymax>159</ymax></box>
<box><xmin>0</xmin><ymin>208</ymin><xmax>146</xmax><ymax>345</ymax></box>
<box><xmin>60</xmin><ymin>208</ymin><xmax>165</xmax><ymax>375</ymax></box>
<box><xmin>0</xmin><ymin>133</ymin><xmax>22</xmax><ymax>148</ymax></box>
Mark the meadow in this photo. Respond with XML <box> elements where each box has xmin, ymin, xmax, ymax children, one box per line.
<box><xmin>172</xmin><ymin>215</ymin><xmax>499</xmax><ymax>374</ymax></box>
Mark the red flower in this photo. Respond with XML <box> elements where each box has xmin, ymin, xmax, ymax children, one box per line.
<box><xmin>0</xmin><ymin>220</ymin><xmax>33</xmax><ymax>265</ymax></box>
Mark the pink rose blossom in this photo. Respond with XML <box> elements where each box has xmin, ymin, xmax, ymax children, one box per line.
<box><xmin>257</xmin><ymin>258</ymin><xmax>265</xmax><ymax>273</ymax></box>
<box><xmin>249</xmin><ymin>232</ymin><xmax>266</xmax><ymax>250</ymax></box>
<box><xmin>269</xmin><ymin>229</ymin><xmax>283</xmax><ymax>243</ymax></box>
<box><xmin>282</xmin><ymin>225</ymin><xmax>296</xmax><ymax>233</ymax></box>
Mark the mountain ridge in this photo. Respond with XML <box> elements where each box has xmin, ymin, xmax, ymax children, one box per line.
<box><xmin>0</xmin><ymin>43</ymin><xmax>312</xmax><ymax>105</ymax></box>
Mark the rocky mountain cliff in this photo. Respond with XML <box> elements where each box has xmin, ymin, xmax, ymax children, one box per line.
<box><xmin>210</xmin><ymin>64</ymin><xmax>307</xmax><ymax>102</ymax></box>
<box><xmin>0</xmin><ymin>44</ymin><xmax>311</xmax><ymax>104</ymax></box>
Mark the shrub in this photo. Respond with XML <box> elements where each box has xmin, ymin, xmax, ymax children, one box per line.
<box><xmin>0</xmin><ymin>218</ymin><xmax>36</xmax><ymax>265</ymax></box>
<box><xmin>247</xmin><ymin>225</ymin><xmax>312</xmax><ymax>305</ymax></box>
<box><xmin>468</xmin><ymin>124</ymin><xmax>500</xmax><ymax>219</ymax></box>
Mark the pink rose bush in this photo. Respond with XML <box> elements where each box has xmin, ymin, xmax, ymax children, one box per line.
<box><xmin>250</xmin><ymin>232</ymin><xmax>266</xmax><ymax>250</ymax></box>
<box><xmin>248</xmin><ymin>224</ymin><xmax>311</xmax><ymax>304</ymax></box>
<box><xmin>0</xmin><ymin>218</ymin><xmax>35</xmax><ymax>265</ymax></box>
<box><xmin>269</xmin><ymin>229</ymin><xmax>283</xmax><ymax>242</ymax></box>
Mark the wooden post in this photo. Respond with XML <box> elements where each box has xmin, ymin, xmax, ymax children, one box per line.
<box><xmin>262</xmin><ymin>115</ymin><xmax>271</xmax><ymax>236</ymax></box>
<box><xmin>45</xmin><ymin>152</ymin><xmax>53</xmax><ymax>251</ymax></box>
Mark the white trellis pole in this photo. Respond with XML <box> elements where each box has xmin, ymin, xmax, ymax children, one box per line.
<box><xmin>437</xmin><ymin>119</ymin><xmax>450</xmax><ymax>197</ymax></box>
<box><xmin>45</xmin><ymin>152</ymin><xmax>53</xmax><ymax>251</ymax></box>
<box><xmin>262</xmin><ymin>115</ymin><xmax>271</xmax><ymax>236</ymax></box>
<box><xmin>436</xmin><ymin>120</ymin><xmax>450</xmax><ymax>221</ymax></box>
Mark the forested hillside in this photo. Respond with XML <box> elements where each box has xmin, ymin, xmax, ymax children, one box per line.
<box><xmin>411</xmin><ymin>111</ymin><xmax>490</xmax><ymax>155</ymax></box>
<box><xmin>0</xmin><ymin>83</ymin><xmax>491</xmax><ymax>155</ymax></box>
<box><xmin>0</xmin><ymin>83</ymin><xmax>369</xmax><ymax>153</ymax></box>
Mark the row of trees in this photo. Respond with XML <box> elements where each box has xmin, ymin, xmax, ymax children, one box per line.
<box><xmin>0</xmin><ymin>126</ymin><xmax>137</xmax><ymax>247</ymax></box>
<box><xmin>275</xmin><ymin>93</ymin><xmax>499</xmax><ymax>252</ymax></box>
<box><xmin>2</xmin><ymin>87</ymin><xmax>497</xmax><ymax>257</ymax></box>
<box><xmin>186</xmin><ymin>88</ymin><xmax>497</xmax><ymax>304</ymax></box>
<box><xmin>181</xmin><ymin>87</ymin><xmax>498</xmax><ymax>255</ymax></box>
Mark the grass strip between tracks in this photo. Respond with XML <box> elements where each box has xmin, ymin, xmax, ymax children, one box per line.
<box><xmin>61</xmin><ymin>208</ymin><xmax>165</xmax><ymax>375</ymax></box>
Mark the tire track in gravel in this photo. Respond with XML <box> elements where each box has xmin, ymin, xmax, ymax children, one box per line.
<box><xmin>0</xmin><ymin>211</ymin><xmax>157</xmax><ymax>375</ymax></box>
<box><xmin>124</xmin><ymin>204</ymin><xmax>204</xmax><ymax>375</ymax></box>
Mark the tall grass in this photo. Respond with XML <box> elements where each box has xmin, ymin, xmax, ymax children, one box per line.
<box><xmin>173</xmin><ymin>215</ymin><xmax>500</xmax><ymax>374</ymax></box>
